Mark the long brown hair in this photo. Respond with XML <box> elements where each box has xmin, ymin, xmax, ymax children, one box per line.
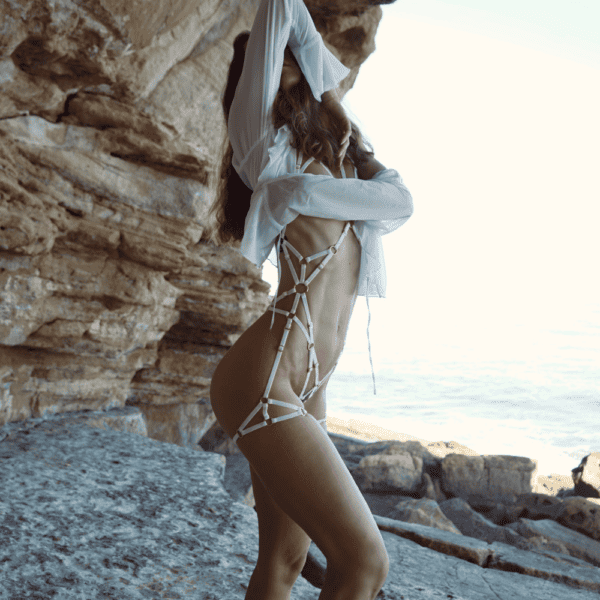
<box><xmin>205</xmin><ymin>30</ymin><xmax>375</xmax><ymax>246</ymax></box>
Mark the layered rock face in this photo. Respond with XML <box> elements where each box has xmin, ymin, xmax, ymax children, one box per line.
<box><xmin>0</xmin><ymin>0</ymin><xmax>383</xmax><ymax>442</ymax></box>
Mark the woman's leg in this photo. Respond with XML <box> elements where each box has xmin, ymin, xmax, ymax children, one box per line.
<box><xmin>211</xmin><ymin>378</ymin><xmax>388</xmax><ymax>600</ymax></box>
<box><xmin>243</xmin><ymin>387</ymin><xmax>329</xmax><ymax>599</ymax></box>
<box><xmin>245</xmin><ymin>464</ymin><xmax>311</xmax><ymax>599</ymax></box>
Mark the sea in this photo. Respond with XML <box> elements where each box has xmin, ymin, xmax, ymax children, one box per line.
<box><xmin>261</xmin><ymin>227</ymin><xmax>600</xmax><ymax>481</ymax></box>
<box><xmin>326</xmin><ymin>299</ymin><xmax>599</xmax><ymax>479</ymax></box>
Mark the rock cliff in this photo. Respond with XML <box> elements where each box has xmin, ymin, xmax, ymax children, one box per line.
<box><xmin>0</xmin><ymin>0</ymin><xmax>383</xmax><ymax>439</ymax></box>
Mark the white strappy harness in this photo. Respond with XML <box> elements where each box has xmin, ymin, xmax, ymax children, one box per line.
<box><xmin>232</xmin><ymin>152</ymin><xmax>376</xmax><ymax>445</ymax></box>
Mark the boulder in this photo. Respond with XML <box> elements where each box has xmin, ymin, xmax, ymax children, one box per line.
<box><xmin>572</xmin><ymin>452</ymin><xmax>600</xmax><ymax>498</ymax></box>
<box><xmin>441</xmin><ymin>453</ymin><xmax>536</xmax><ymax>504</ymax></box>
<box><xmin>387</xmin><ymin>497</ymin><xmax>462</xmax><ymax>534</ymax></box>
<box><xmin>468</xmin><ymin>492</ymin><xmax>566</xmax><ymax>526</ymax></box>
<box><xmin>328</xmin><ymin>433</ymin><xmax>600</xmax><ymax>561</ymax></box>
<box><xmin>556</xmin><ymin>496</ymin><xmax>600</xmax><ymax>542</ymax></box>
<box><xmin>439</xmin><ymin>497</ymin><xmax>528</xmax><ymax>546</ymax></box>
<box><xmin>507</xmin><ymin>518</ymin><xmax>600</xmax><ymax>568</ymax></box>
<box><xmin>534</xmin><ymin>472</ymin><xmax>576</xmax><ymax>496</ymax></box>
<box><xmin>351</xmin><ymin>451</ymin><xmax>423</xmax><ymax>493</ymax></box>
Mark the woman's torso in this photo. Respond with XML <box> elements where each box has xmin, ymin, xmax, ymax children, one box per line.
<box><xmin>213</xmin><ymin>153</ymin><xmax>361</xmax><ymax>403</ymax></box>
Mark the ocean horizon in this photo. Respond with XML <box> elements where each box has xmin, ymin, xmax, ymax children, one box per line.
<box><xmin>325</xmin><ymin>299</ymin><xmax>599</xmax><ymax>481</ymax></box>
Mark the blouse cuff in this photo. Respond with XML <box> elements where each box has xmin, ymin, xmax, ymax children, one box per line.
<box><xmin>294</xmin><ymin>35</ymin><xmax>351</xmax><ymax>102</ymax></box>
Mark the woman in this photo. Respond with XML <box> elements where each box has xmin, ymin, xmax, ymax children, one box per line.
<box><xmin>207</xmin><ymin>0</ymin><xmax>413</xmax><ymax>597</ymax></box>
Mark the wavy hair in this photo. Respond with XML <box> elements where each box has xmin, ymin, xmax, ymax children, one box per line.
<box><xmin>205</xmin><ymin>29</ymin><xmax>375</xmax><ymax>246</ymax></box>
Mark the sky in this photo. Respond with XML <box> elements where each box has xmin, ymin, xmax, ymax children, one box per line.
<box><xmin>383</xmin><ymin>0</ymin><xmax>600</xmax><ymax>70</ymax></box>
<box><xmin>262</xmin><ymin>0</ymin><xmax>600</xmax><ymax>369</ymax></box>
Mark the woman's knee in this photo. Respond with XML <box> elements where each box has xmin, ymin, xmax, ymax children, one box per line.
<box><xmin>325</xmin><ymin>548</ymin><xmax>389</xmax><ymax>598</ymax></box>
<box><xmin>376</xmin><ymin>548</ymin><xmax>390</xmax><ymax>583</ymax></box>
<box><xmin>331</xmin><ymin>537</ymin><xmax>389</xmax><ymax>580</ymax></box>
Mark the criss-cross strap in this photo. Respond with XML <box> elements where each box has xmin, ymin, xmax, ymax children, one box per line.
<box><xmin>232</xmin><ymin>222</ymin><xmax>352</xmax><ymax>444</ymax></box>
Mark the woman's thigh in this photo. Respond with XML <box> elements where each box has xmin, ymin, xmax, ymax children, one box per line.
<box><xmin>302</xmin><ymin>381</ymin><xmax>327</xmax><ymax>423</ymax></box>
<box><xmin>212</xmin><ymin>381</ymin><xmax>387</xmax><ymax>573</ymax></box>
<box><xmin>248</xmin><ymin>385</ymin><xmax>328</xmax><ymax>566</ymax></box>
<box><xmin>250</xmin><ymin>462</ymin><xmax>312</xmax><ymax>574</ymax></box>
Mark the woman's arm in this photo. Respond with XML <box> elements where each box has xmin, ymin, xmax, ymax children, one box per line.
<box><xmin>230</xmin><ymin>0</ymin><xmax>350</xmax><ymax>167</ymax></box>
<box><xmin>355</xmin><ymin>137</ymin><xmax>386</xmax><ymax>180</ymax></box>
<box><xmin>321</xmin><ymin>89</ymin><xmax>339</xmax><ymax>104</ymax></box>
<box><xmin>321</xmin><ymin>90</ymin><xmax>386</xmax><ymax>179</ymax></box>
<box><xmin>355</xmin><ymin>151</ymin><xmax>387</xmax><ymax>180</ymax></box>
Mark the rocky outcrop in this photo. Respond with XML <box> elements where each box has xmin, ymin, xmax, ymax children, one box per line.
<box><xmin>0</xmin><ymin>408</ymin><xmax>321</xmax><ymax>599</ymax></box>
<box><xmin>349</xmin><ymin>439</ymin><xmax>538</xmax><ymax>503</ymax></box>
<box><xmin>0</xmin><ymin>0</ymin><xmax>383</xmax><ymax>439</ymax></box>
<box><xmin>573</xmin><ymin>452</ymin><xmax>600</xmax><ymax>498</ymax></box>
<box><xmin>217</xmin><ymin>424</ymin><xmax>600</xmax><ymax>592</ymax></box>
<box><xmin>2</xmin><ymin>407</ymin><xmax>600</xmax><ymax>599</ymax></box>
<box><xmin>296</xmin><ymin>433</ymin><xmax>600</xmax><ymax>594</ymax></box>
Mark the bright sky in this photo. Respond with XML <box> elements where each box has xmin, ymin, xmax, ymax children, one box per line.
<box><xmin>263</xmin><ymin>0</ymin><xmax>600</xmax><ymax>369</ymax></box>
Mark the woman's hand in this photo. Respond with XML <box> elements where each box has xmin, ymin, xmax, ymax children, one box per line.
<box><xmin>323</xmin><ymin>97</ymin><xmax>352</xmax><ymax>172</ymax></box>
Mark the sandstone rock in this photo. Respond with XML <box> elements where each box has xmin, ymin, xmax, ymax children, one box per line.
<box><xmin>442</xmin><ymin>453</ymin><xmax>536</xmax><ymax>503</ymax></box>
<box><xmin>352</xmin><ymin>438</ymin><xmax>441</xmax><ymax>474</ymax></box>
<box><xmin>419</xmin><ymin>470</ymin><xmax>448</xmax><ymax>503</ymax></box>
<box><xmin>1</xmin><ymin>0</ymin><xmax>385</xmax><ymax>441</ymax></box>
<box><xmin>387</xmin><ymin>497</ymin><xmax>462</xmax><ymax>535</ymax></box>
<box><xmin>425</xmin><ymin>439</ymin><xmax>480</xmax><ymax>458</ymax></box>
<box><xmin>513</xmin><ymin>492</ymin><xmax>572</xmax><ymax>521</ymax></box>
<box><xmin>557</xmin><ymin>496</ymin><xmax>600</xmax><ymax>542</ymax></box>
<box><xmin>572</xmin><ymin>452</ymin><xmax>600</xmax><ymax>498</ymax></box>
<box><xmin>467</xmin><ymin>492</ymin><xmax>565</xmax><ymax>527</ymax></box>
<box><xmin>440</xmin><ymin>496</ymin><xmax>574</xmax><ymax>557</ymax></box>
<box><xmin>329</xmin><ymin>434</ymin><xmax>600</xmax><ymax>563</ymax></box>
<box><xmin>0</xmin><ymin>106</ymin><xmax>259</xmax><ymax>435</ymax></box>
<box><xmin>533</xmin><ymin>471</ymin><xmax>574</xmax><ymax>496</ymax></box>
<box><xmin>352</xmin><ymin>451</ymin><xmax>423</xmax><ymax>493</ymax></box>
<box><xmin>328</xmin><ymin>429</ymin><xmax>374</xmax><ymax>456</ymax></box>
<box><xmin>375</xmin><ymin>515</ymin><xmax>600</xmax><ymax>595</ymax></box>
<box><xmin>506</xmin><ymin>518</ymin><xmax>600</xmax><ymax>568</ymax></box>
<box><xmin>439</xmin><ymin>497</ymin><xmax>526</xmax><ymax>545</ymax></box>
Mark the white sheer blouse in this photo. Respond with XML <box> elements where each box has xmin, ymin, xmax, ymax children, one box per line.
<box><xmin>228</xmin><ymin>0</ymin><xmax>414</xmax><ymax>393</ymax></box>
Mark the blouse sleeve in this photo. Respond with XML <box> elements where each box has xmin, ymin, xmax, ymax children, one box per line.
<box><xmin>228</xmin><ymin>0</ymin><xmax>351</xmax><ymax>167</ymax></box>
<box><xmin>264</xmin><ymin>168</ymin><xmax>414</xmax><ymax>235</ymax></box>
